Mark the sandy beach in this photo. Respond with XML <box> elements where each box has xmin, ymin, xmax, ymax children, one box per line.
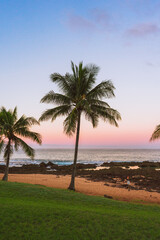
<box><xmin>1</xmin><ymin>173</ymin><xmax>160</xmax><ymax>205</ymax></box>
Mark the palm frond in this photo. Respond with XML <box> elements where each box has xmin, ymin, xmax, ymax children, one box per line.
<box><xmin>13</xmin><ymin>115</ymin><xmax>29</xmax><ymax>130</ymax></box>
<box><xmin>14</xmin><ymin>116</ymin><xmax>39</xmax><ymax>131</ymax></box>
<box><xmin>26</xmin><ymin>117</ymin><xmax>40</xmax><ymax>126</ymax></box>
<box><xmin>13</xmin><ymin>130</ymin><xmax>42</xmax><ymax>144</ymax></box>
<box><xmin>12</xmin><ymin>107</ymin><xmax>18</xmax><ymax>123</ymax></box>
<box><xmin>0</xmin><ymin>108</ymin><xmax>15</xmax><ymax>138</ymax></box>
<box><xmin>63</xmin><ymin>108</ymin><xmax>78</xmax><ymax>136</ymax></box>
<box><xmin>14</xmin><ymin>136</ymin><xmax>35</xmax><ymax>159</ymax></box>
<box><xmin>84</xmin><ymin>111</ymin><xmax>99</xmax><ymax>128</ymax></box>
<box><xmin>64</xmin><ymin>73</ymin><xmax>77</xmax><ymax>99</ymax></box>
<box><xmin>0</xmin><ymin>139</ymin><xmax>4</xmax><ymax>153</ymax></box>
<box><xmin>4</xmin><ymin>142</ymin><xmax>13</xmax><ymax>161</ymax></box>
<box><xmin>88</xmin><ymin>99</ymin><xmax>110</xmax><ymax>108</ymax></box>
<box><xmin>150</xmin><ymin>125</ymin><xmax>160</xmax><ymax>141</ymax></box>
<box><xmin>72</xmin><ymin>61</ymin><xmax>84</xmax><ymax>78</ymax></box>
<box><xmin>50</xmin><ymin>73</ymin><xmax>72</xmax><ymax>95</ymax></box>
<box><xmin>84</xmin><ymin>64</ymin><xmax>100</xmax><ymax>93</ymax></box>
<box><xmin>13</xmin><ymin>136</ymin><xmax>20</xmax><ymax>151</ymax></box>
<box><xmin>71</xmin><ymin>61</ymin><xmax>78</xmax><ymax>79</ymax></box>
<box><xmin>39</xmin><ymin>105</ymin><xmax>72</xmax><ymax>122</ymax></box>
<box><xmin>90</xmin><ymin>105</ymin><xmax>121</xmax><ymax>127</ymax></box>
<box><xmin>0</xmin><ymin>107</ymin><xmax>12</xmax><ymax>126</ymax></box>
<box><xmin>40</xmin><ymin>91</ymin><xmax>72</xmax><ymax>105</ymax></box>
<box><xmin>87</xmin><ymin>80</ymin><xmax>115</xmax><ymax>99</ymax></box>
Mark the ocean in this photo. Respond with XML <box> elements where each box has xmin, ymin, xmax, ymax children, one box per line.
<box><xmin>1</xmin><ymin>148</ymin><xmax>160</xmax><ymax>167</ymax></box>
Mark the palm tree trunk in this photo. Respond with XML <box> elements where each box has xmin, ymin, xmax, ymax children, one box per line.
<box><xmin>68</xmin><ymin>111</ymin><xmax>81</xmax><ymax>191</ymax></box>
<box><xmin>2</xmin><ymin>140</ymin><xmax>11</xmax><ymax>181</ymax></box>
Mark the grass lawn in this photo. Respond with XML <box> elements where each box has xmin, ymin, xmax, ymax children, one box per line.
<box><xmin>0</xmin><ymin>181</ymin><xmax>160</xmax><ymax>240</ymax></box>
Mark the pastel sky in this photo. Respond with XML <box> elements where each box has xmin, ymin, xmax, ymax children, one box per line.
<box><xmin>0</xmin><ymin>0</ymin><xmax>160</xmax><ymax>148</ymax></box>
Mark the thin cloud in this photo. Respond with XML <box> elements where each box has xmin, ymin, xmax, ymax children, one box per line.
<box><xmin>146</xmin><ymin>61</ymin><xmax>154</xmax><ymax>67</ymax></box>
<box><xmin>65</xmin><ymin>9</ymin><xmax>112</xmax><ymax>33</ymax></box>
<box><xmin>126</xmin><ymin>23</ymin><xmax>160</xmax><ymax>37</ymax></box>
<box><xmin>91</xmin><ymin>8</ymin><xmax>110</xmax><ymax>29</ymax></box>
<box><xmin>66</xmin><ymin>13</ymin><xmax>96</xmax><ymax>32</ymax></box>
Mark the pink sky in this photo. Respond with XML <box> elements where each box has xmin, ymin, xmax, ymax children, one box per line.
<box><xmin>31</xmin><ymin>119</ymin><xmax>159</xmax><ymax>148</ymax></box>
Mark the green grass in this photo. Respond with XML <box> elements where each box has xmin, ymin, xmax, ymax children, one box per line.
<box><xmin>0</xmin><ymin>182</ymin><xmax>160</xmax><ymax>240</ymax></box>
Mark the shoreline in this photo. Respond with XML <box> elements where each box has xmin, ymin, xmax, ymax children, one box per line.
<box><xmin>1</xmin><ymin>173</ymin><xmax>160</xmax><ymax>204</ymax></box>
<box><xmin>1</xmin><ymin>161</ymin><xmax>160</xmax><ymax>193</ymax></box>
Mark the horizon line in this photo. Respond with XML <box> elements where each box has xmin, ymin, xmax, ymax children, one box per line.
<box><xmin>30</xmin><ymin>144</ymin><xmax>160</xmax><ymax>150</ymax></box>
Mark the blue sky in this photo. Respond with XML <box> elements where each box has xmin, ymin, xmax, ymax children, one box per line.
<box><xmin>0</xmin><ymin>0</ymin><xmax>160</xmax><ymax>148</ymax></box>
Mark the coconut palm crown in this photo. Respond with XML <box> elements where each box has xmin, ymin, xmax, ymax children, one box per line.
<box><xmin>0</xmin><ymin>107</ymin><xmax>42</xmax><ymax>181</ymax></box>
<box><xmin>40</xmin><ymin>61</ymin><xmax>121</xmax><ymax>190</ymax></box>
<box><xmin>150</xmin><ymin>125</ymin><xmax>160</xmax><ymax>141</ymax></box>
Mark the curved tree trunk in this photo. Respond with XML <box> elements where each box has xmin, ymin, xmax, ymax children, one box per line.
<box><xmin>68</xmin><ymin>111</ymin><xmax>81</xmax><ymax>191</ymax></box>
<box><xmin>2</xmin><ymin>140</ymin><xmax>11</xmax><ymax>181</ymax></box>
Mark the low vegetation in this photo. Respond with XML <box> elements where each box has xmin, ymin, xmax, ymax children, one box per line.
<box><xmin>0</xmin><ymin>181</ymin><xmax>160</xmax><ymax>240</ymax></box>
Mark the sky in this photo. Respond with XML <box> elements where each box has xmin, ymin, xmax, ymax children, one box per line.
<box><xmin>0</xmin><ymin>0</ymin><xmax>160</xmax><ymax>148</ymax></box>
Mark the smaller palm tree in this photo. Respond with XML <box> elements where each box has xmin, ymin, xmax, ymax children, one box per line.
<box><xmin>150</xmin><ymin>125</ymin><xmax>160</xmax><ymax>141</ymax></box>
<box><xmin>0</xmin><ymin>107</ymin><xmax>42</xmax><ymax>181</ymax></box>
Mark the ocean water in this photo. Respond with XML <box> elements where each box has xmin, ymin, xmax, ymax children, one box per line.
<box><xmin>1</xmin><ymin>148</ymin><xmax>160</xmax><ymax>167</ymax></box>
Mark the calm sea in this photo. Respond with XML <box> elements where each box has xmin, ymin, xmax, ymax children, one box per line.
<box><xmin>1</xmin><ymin>149</ymin><xmax>160</xmax><ymax>167</ymax></box>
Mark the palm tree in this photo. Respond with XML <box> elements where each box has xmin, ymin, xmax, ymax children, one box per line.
<box><xmin>0</xmin><ymin>107</ymin><xmax>42</xmax><ymax>181</ymax></box>
<box><xmin>150</xmin><ymin>125</ymin><xmax>160</xmax><ymax>141</ymax></box>
<box><xmin>39</xmin><ymin>61</ymin><xmax>121</xmax><ymax>191</ymax></box>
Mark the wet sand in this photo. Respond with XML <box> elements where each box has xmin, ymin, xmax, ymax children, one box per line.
<box><xmin>1</xmin><ymin>173</ymin><xmax>160</xmax><ymax>204</ymax></box>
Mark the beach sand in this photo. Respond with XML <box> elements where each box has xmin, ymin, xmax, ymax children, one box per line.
<box><xmin>1</xmin><ymin>173</ymin><xmax>160</xmax><ymax>204</ymax></box>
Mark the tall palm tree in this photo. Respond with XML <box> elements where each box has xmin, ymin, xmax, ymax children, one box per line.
<box><xmin>150</xmin><ymin>125</ymin><xmax>160</xmax><ymax>141</ymax></box>
<box><xmin>0</xmin><ymin>107</ymin><xmax>42</xmax><ymax>181</ymax></box>
<box><xmin>39</xmin><ymin>61</ymin><xmax>121</xmax><ymax>191</ymax></box>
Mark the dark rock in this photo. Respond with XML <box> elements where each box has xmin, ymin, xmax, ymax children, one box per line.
<box><xmin>40</xmin><ymin>162</ymin><xmax>47</xmax><ymax>168</ymax></box>
<box><xmin>1</xmin><ymin>161</ymin><xmax>160</xmax><ymax>193</ymax></box>
<box><xmin>104</xmin><ymin>195</ymin><xmax>113</xmax><ymax>199</ymax></box>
